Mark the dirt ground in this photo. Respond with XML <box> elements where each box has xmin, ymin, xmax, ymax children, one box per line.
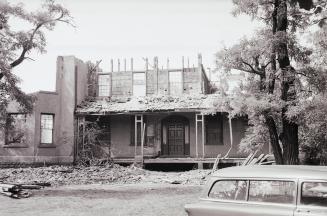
<box><xmin>0</xmin><ymin>183</ymin><xmax>203</xmax><ymax>216</ymax></box>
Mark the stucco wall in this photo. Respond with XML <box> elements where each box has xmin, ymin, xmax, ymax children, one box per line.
<box><xmin>0</xmin><ymin>56</ymin><xmax>88</xmax><ymax>164</ymax></box>
<box><xmin>110</xmin><ymin>114</ymin><xmax>160</xmax><ymax>158</ymax></box>
<box><xmin>0</xmin><ymin>100</ymin><xmax>36</xmax><ymax>163</ymax></box>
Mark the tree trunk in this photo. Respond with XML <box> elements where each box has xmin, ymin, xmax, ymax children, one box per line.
<box><xmin>281</xmin><ymin>113</ymin><xmax>299</xmax><ymax>164</ymax></box>
<box><xmin>263</xmin><ymin>0</ymin><xmax>282</xmax><ymax>164</ymax></box>
<box><xmin>276</xmin><ymin>0</ymin><xmax>299</xmax><ymax>164</ymax></box>
<box><xmin>268</xmin><ymin>0</ymin><xmax>278</xmax><ymax>94</ymax></box>
<box><xmin>264</xmin><ymin>113</ymin><xmax>283</xmax><ymax>164</ymax></box>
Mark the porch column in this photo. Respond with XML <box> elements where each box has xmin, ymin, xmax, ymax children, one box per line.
<box><xmin>195</xmin><ymin>114</ymin><xmax>205</xmax><ymax>158</ymax></box>
<box><xmin>195</xmin><ymin>114</ymin><xmax>198</xmax><ymax>158</ymax></box>
<box><xmin>202</xmin><ymin>114</ymin><xmax>205</xmax><ymax>158</ymax></box>
<box><xmin>224</xmin><ymin>112</ymin><xmax>233</xmax><ymax>158</ymax></box>
<box><xmin>75</xmin><ymin>116</ymin><xmax>85</xmax><ymax>163</ymax></box>
<box><xmin>81</xmin><ymin>117</ymin><xmax>86</xmax><ymax>154</ymax></box>
<box><xmin>134</xmin><ymin>114</ymin><xmax>144</xmax><ymax>163</ymax></box>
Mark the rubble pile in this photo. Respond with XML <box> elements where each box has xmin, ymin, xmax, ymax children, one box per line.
<box><xmin>0</xmin><ymin>164</ymin><xmax>210</xmax><ymax>187</ymax></box>
<box><xmin>76</xmin><ymin>94</ymin><xmax>225</xmax><ymax>114</ymax></box>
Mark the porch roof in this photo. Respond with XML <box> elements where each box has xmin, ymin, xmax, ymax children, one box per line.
<box><xmin>76</xmin><ymin>94</ymin><xmax>226</xmax><ymax>115</ymax></box>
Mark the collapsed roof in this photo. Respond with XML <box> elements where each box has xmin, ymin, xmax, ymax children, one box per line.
<box><xmin>76</xmin><ymin>94</ymin><xmax>227</xmax><ymax>115</ymax></box>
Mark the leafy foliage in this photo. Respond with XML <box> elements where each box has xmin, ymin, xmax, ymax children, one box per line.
<box><xmin>0</xmin><ymin>0</ymin><xmax>73</xmax><ymax>128</ymax></box>
<box><xmin>216</xmin><ymin>0</ymin><xmax>327</xmax><ymax>164</ymax></box>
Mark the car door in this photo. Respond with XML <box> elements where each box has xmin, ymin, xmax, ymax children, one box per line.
<box><xmin>294</xmin><ymin>180</ymin><xmax>327</xmax><ymax>216</ymax></box>
<box><xmin>185</xmin><ymin>201</ymin><xmax>296</xmax><ymax>216</ymax></box>
<box><xmin>242</xmin><ymin>179</ymin><xmax>297</xmax><ymax>216</ymax></box>
<box><xmin>186</xmin><ymin>179</ymin><xmax>249</xmax><ymax>216</ymax></box>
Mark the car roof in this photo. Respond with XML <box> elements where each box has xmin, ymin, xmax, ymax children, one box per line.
<box><xmin>212</xmin><ymin>165</ymin><xmax>327</xmax><ymax>180</ymax></box>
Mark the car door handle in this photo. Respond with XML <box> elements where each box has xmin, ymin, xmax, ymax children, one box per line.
<box><xmin>296</xmin><ymin>209</ymin><xmax>311</xmax><ymax>213</ymax></box>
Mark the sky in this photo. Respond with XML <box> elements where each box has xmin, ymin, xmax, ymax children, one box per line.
<box><xmin>9</xmin><ymin>0</ymin><xmax>260</xmax><ymax>93</ymax></box>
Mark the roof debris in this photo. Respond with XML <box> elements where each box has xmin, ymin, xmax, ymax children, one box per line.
<box><xmin>0</xmin><ymin>165</ymin><xmax>210</xmax><ymax>187</ymax></box>
<box><xmin>76</xmin><ymin>94</ymin><xmax>227</xmax><ymax>114</ymax></box>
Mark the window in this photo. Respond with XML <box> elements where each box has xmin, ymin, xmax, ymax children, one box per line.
<box><xmin>169</xmin><ymin>71</ymin><xmax>183</xmax><ymax>95</ymax></box>
<box><xmin>98</xmin><ymin>74</ymin><xmax>111</xmax><ymax>97</ymax></box>
<box><xmin>249</xmin><ymin>180</ymin><xmax>296</xmax><ymax>204</ymax></box>
<box><xmin>205</xmin><ymin>114</ymin><xmax>223</xmax><ymax>145</ymax></box>
<box><xmin>133</xmin><ymin>73</ymin><xmax>146</xmax><ymax>96</ymax></box>
<box><xmin>40</xmin><ymin>114</ymin><xmax>54</xmax><ymax>144</ymax></box>
<box><xmin>301</xmin><ymin>182</ymin><xmax>327</xmax><ymax>207</ymax></box>
<box><xmin>209</xmin><ymin>180</ymin><xmax>247</xmax><ymax>201</ymax></box>
<box><xmin>5</xmin><ymin>113</ymin><xmax>27</xmax><ymax>145</ymax></box>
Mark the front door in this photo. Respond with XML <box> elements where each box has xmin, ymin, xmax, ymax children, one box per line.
<box><xmin>161</xmin><ymin>115</ymin><xmax>189</xmax><ymax>157</ymax></box>
<box><xmin>168</xmin><ymin>123</ymin><xmax>184</xmax><ymax>156</ymax></box>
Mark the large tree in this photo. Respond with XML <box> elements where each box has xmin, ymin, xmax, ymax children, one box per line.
<box><xmin>216</xmin><ymin>0</ymin><xmax>326</xmax><ymax>164</ymax></box>
<box><xmin>0</xmin><ymin>0</ymin><xmax>73</xmax><ymax>127</ymax></box>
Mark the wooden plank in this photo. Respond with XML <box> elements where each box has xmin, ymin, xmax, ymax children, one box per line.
<box><xmin>242</xmin><ymin>150</ymin><xmax>258</xmax><ymax>166</ymax></box>
<box><xmin>141</xmin><ymin>122</ymin><xmax>146</xmax><ymax>164</ymax></box>
<box><xmin>211</xmin><ymin>154</ymin><xmax>221</xmax><ymax>173</ymax></box>
<box><xmin>254</xmin><ymin>154</ymin><xmax>265</xmax><ymax>165</ymax></box>
<box><xmin>248</xmin><ymin>158</ymin><xmax>258</xmax><ymax>165</ymax></box>
<box><xmin>258</xmin><ymin>154</ymin><xmax>273</xmax><ymax>164</ymax></box>
<box><xmin>241</xmin><ymin>153</ymin><xmax>254</xmax><ymax>166</ymax></box>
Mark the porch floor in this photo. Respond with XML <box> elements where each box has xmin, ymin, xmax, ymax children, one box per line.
<box><xmin>113</xmin><ymin>157</ymin><xmax>246</xmax><ymax>164</ymax></box>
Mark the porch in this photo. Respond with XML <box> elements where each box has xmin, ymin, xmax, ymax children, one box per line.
<box><xmin>74</xmin><ymin>95</ymin><xmax>270</xmax><ymax>166</ymax></box>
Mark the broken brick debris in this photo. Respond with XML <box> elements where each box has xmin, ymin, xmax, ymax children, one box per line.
<box><xmin>76</xmin><ymin>94</ymin><xmax>226</xmax><ymax>114</ymax></box>
<box><xmin>0</xmin><ymin>164</ymin><xmax>210</xmax><ymax>188</ymax></box>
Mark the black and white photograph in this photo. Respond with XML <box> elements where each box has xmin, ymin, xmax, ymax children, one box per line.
<box><xmin>1</xmin><ymin>0</ymin><xmax>327</xmax><ymax>215</ymax></box>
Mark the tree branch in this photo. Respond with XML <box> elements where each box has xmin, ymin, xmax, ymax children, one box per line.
<box><xmin>241</xmin><ymin>60</ymin><xmax>264</xmax><ymax>76</ymax></box>
<box><xmin>262</xmin><ymin>61</ymin><xmax>272</xmax><ymax>69</ymax></box>
<box><xmin>10</xmin><ymin>10</ymin><xmax>69</xmax><ymax>68</ymax></box>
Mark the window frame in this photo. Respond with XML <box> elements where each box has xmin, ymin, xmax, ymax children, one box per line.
<box><xmin>132</xmin><ymin>72</ymin><xmax>146</xmax><ymax>97</ymax></box>
<box><xmin>97</xmin><ymin>73</ymin><xmax>111</xmax><ymax>97</ymax></box>
<box><xmin>4</xmin><ymin>112</ymin><xmax>28</xmax><ymax>148</ymax></box>
<box><xmin>247</xmin><ymin>179</ymin><xmax>297</xmax><ymax>205</ymax></box>
<box><xmin>298</xmin><ymin>180</ymin><xmax>327</xmax><ymax>209</ymax></box>
<box><xmin>205</xmin><ymin>114</ymin><xmax>223</xmax><ymax>146</ymax></box>
<box><xmin>203</xmin><ymin>178</ymin><xmax>297</xmax><ymax>207</ymax></box>
<box><xmin>207</xmin><ymin>179</ymin><xmax>248</xmax><ymax>202</ymax></box>
<box><xmin>40</xmin><ymin>113</ymin><xmax>55</xmax><ymax>146</ymax></box>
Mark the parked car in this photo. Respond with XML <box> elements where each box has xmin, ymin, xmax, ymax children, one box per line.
<box><xmin>185</xmin><ymin>165</ymin><xmax>327</xmax><ymax>216</ymax></box>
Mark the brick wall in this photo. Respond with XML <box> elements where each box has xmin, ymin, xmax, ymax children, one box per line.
<box><xmin>111</xmin><ymin>71</ymin><xmax>133</xmax><ymax>96</ymax></box>
<box><xmin>95</xmin><ymin>66</ymin><xmax>210</xmax><ymax>97</ymax></box>
<box><xmin>146</xmin><ymin>70</ymin><xmax>156</xmax><ymax>95</ymax></box>
<box><xmin>183</xmin><ymin>68</ymin><xmax>202</xmax><ymax>94</ymax></box>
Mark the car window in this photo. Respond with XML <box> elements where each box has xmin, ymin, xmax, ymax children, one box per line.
<box><xmin>301</xmin><ymin>182</ymin><xmax>327</xmax><ymax>207</ymax></box>
<box><xmin>249</xmin><ymin>180</ymin><xmax>296</xmax><ymax>204</ymax></box>
<box><xmin>209</xmin><ymin>180</ymin><xmax>247</xmax><ymax>201</ymax></box>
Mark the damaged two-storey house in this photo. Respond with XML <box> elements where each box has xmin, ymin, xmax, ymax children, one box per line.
<box><xmin>0</xmin><ymin>54</ymin><xmax>270</xmax><ymax>167</ymax></box>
